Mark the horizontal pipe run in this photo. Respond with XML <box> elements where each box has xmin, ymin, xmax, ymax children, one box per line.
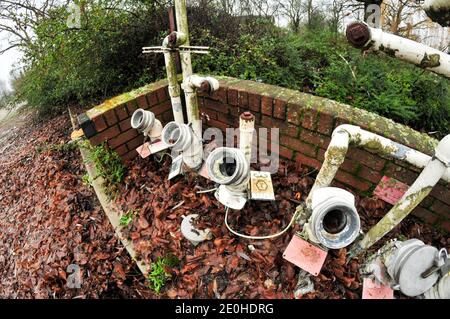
<box><xmin>346</xmin><ymin>21</ymin><xmax>450</xmax><ymax>79</ymax></box>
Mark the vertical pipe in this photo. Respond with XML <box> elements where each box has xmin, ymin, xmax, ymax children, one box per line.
<box><xmin>163</xmin><ymin>50</ymin><xmax>184</xmax><ymax>124</ymax></box>
<box><xmin>175</xmin><ymin>0</ymin><xmax>203</xmax><ymax>164</ymax></box>
<box><xmin>239</xmin><ymin>112</ymin><xmax>255</xmax><ymax>165</ymax></box>
<box><xmin>168</xmin><ymin>6</ymin><xmax>182</xmax><ymax>73</ymax></box>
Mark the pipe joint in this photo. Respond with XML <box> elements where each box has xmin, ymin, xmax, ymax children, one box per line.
<box><xmin>183</xmin><ymin>75</ymin><xmax>220</xmax><ymax>95</ymax></box>
<box><xmin>306</xmin><ymin>187</ymin><xmax>360</xmax><ymax>249</ymax></box>
<box><xmin>206</xmin><ymin>147</ymin><xmax>250</xmax><ymax>210</ymax></box>
<box><xmin>131</xmin><ymin>109</ymin><xmax>163</xmax><ymax>140</ymax></box>
<box><xmin>164</xmin><ymin>31</ymin><xmax>187</xmax><ymax>48</ymax></box>
<box><xmin>162</xmin><ymin>121</ymin><xmax>203</xmax><ymax>169</ymax></box>
<box><xmin>435</xmin><ymin>135</ymin><xmax>450</xmax><ymax>167</ymax></box>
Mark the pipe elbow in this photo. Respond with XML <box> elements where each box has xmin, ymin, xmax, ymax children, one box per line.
<box><xmin>163</xmin><ymin>31</ymin><xmax>187</xmax><ymax>48</ymax></box>
<box><xmin>183</xmin><ymin>75</ymin><xmax>220</xmax><ymax>94</ymax></box>
<box><xmin>332</xmin><ymin>124</ymin><xmax>360</xmax><ymax>140</ymax></box>
<box><xmin>435</xmin><ymin>134</ymin><xmax>450</xmax><ymax>167</ymax></box>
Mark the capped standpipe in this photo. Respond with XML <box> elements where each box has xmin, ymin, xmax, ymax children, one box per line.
<box><xmin>206</xmin><ymin>147</ymin><xmax>250</xmax><ymax>210</ymax></box>
<box><xmin>305</xmin><ymin>187</ymin><xmax>361</xmax><ymax>249</ymax></box>
<box><xmin>131</xmin><ymin>109</ymin><xmax>163</xmax><ymax>141</ymax></box>
<box><xmin>363</xmin><ymin>239</ymin><xmax>449</xmax><ymax>298</ymax></box>
<box><xmin>346</xmin><ymin>21</ymin><xmax>450</xmax><ymax>79</ymax></box>
<box><xmin>162</xmin><ymin>121</ymin><xmax>203</xmax><ymax>170</ymax></box>
<box><xmin>239</xmin><ymin>112</ymin><xmax>255</xmax><ymax>164</ymax></box>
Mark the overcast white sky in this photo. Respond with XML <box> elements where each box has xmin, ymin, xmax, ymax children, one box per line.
<box><xmin>0</xmin><ymin>44</ymin><xmax>21</xmax><ymax>91</ymax></box>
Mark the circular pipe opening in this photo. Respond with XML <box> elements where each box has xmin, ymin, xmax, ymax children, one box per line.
<box><xmin>323</xmin><ymin>209</ymin><xmax>347</xmax><ymax>234</ymax></box>
<box><xmin>206</xmin><ymin>147</ymin><xmax>249</xmax><ymax>186</ymax></box>
<box><xmin>162</xmin><ymin>122</ymin><xmax>182</xmax><ymax>147</ymax></box>
<box><xmin>131</xmin><ymin>109</ymin><xmax>144</xmax><ymax>129</ymax></box>
<box><xmin>219</xmin><ymin>157</ymin><xmax>237</xmax><ymax>177</ymax></box>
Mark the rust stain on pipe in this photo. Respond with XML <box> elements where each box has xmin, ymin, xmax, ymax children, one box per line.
<box><xmin>346</xmin><ymin>22</ymin><xmax>371</xmax><ymax>48</ymax></box>
<box><xmin>240</xmin><ymin>111</ymin><xmax>255</xmax><ymax>122</ymax></box>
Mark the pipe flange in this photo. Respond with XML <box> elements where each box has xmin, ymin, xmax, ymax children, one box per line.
<box><xmin>131</xmin><ymin>109</ymin><xmax>156</xmax><ymax>135</ymax></box>
<box><xmin>206</xmin><ymin>147</ymin><xmax>250</xmax><ymax>186</ymax></box>
<box><xmin>309</xmin><ymin>187</ymin><xmax>360</xmax><ymax>249</ymax></box>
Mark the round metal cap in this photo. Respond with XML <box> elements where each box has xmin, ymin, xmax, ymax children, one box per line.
<box><xmin>397</xmin><ymin>245</ymin><xmax>440</xmax><ymax>297</ymax></box>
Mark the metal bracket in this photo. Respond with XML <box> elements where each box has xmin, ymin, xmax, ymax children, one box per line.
<box><xmin>142</xmin><ymin>45</ymin><xmax>210</xmax><ymax>55</ymax></box>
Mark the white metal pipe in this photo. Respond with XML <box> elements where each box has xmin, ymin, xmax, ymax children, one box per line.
<box><xmin>346</xmin><ymin>21</ymin><xmax>450</xmax><ymax>79</ymax></box>
<box><xmin>307</xmin><ymin>125</ymin><xmax>450</xmax><ymax>203</ymax></box>
<box><xmin>182</xmin><ymin>75</ymin><xmax>220</xmax><ymax>166</ymax></box>
<box><xmin>162</xmin><ymin>35</ymin><xmax>185</xmax><ymax>124</ymax></box>
<box><xmin>350</xmin><ymin>134</ymin><xmax>450</xmax><ymax>256</ymax></box>
<box><xmin>161</xmin><ymin>121</ymin><xmax>203</xmax><ymax>169</ymax></box>
<box><xmin>131</xmin><ymin>109</ymin><xmax>163</xmax><ymax>142</ymax></box>
<box><xmin>239</xmin><ymin>112</ymin><xmax>256</xmax><ymax>165</ymax></box>
<box><xmin>206</xmin><ymin>147</ymin><xmax>250</xmax><ymax>210</ymax></box>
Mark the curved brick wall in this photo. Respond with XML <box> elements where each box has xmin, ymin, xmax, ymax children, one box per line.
<box><xmin>78</xmin><ymin>76</ymin><xmax>450</xmax><ymax>232</ymax></box>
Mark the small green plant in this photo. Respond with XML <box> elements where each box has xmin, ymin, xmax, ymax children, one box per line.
<box><xmin>119</xmin><ymin>209</ymin><xmax>138</xmax><ymax>227</ymax></box>
<box><xmin>147</xmin><ymin>254</ymin><xmax>179</xmax><ymax>294</ymax></box>
<box><xmin>87</xmin><ymin>142</ymin><xmax>126</xmax><ymax>193</ymax></box>
<box><xmin>82</xmin><ymin>173</ymin><xmax>93</xmax><ymax>187</ymax></box>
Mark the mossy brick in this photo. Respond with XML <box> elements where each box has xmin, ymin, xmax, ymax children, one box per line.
<box><xmin>85</xmin><ymin>78</ymin><xmax>169</xmax><ymax>119</ymax></box>
<box><xmin>286</xmin><ymin>103</ymin><xmax>302</xmax><ymax>125</ymax></box>
<box><xmin>317</xmin><ymin>113</ymin><xmax>334</xmax><ymax>135</ymax></box>
<box><xmin>115</xmin><ymin>104</ymin><xmax>129</xmax><ymax>121</ymax></box>
<box><xmin>238</xmin><ymin>90</ymin><xmax>249</xmax><ymax>108</ymax></box>
<box><xmin>104</xmin><ymin>109</ymin><xmax>118</xmax><ymax>127</ymax></box>
<box><xmin>430</xmin><ymin>200</ymin><xmax>450</xmax><ymax>219</ymax></box>
<box><xmin>248</xmin><ymin>93</ymin><xmax>261</xmax><ymax>113</ymax></box>
<box><xmin>108</xmin><ymin>129</ymin><xmax>138</xmax><ymax>149</ymax></box>
<box><xmin>127</xmin><ymin>135</ymin><xmax>145</xmax><ymax>151</ymax></box>
<box><xmin>411</xmin><ymin>206</ymin><xmax>439</xmax><ymax>225</ymax></box>
<box><xmin>114</xmin><ymin>144</ymin><xmax>128</xmax><ymax>156</ymax></box>
<box><xmin>295</xmin><ymin>153</ymin><xmax>322</xmax><ymax>170</ymax></box>
<box><xmin>300</xmin><ymin>130</ymin><xmax>331</xmax><ymax>149</ymax></box>
<box><xmin>274</xmin><ymin>99</ymin><xmax>286</xmax><ymax>120</ymax></box>
<box><xmin>89</xmin><ymin>125</ymin><xmax>120</xmax><ymax>146</ymax></box>
<box><xmin>281</xmin><ymin>135</ymin><xmax>316</xmax><ymax>157</ymax></box>
<box><xmin>91</xmin><ymin>115</ymin><xmax>107</xmax><ymax>133</ymax></box>
<box><xmin>261</xmin><ymin>96</ymin><xmax>273</xmax><ymax>116</ymax></box>
<box><xmin>146</xmin><ymin>92</ymin><xmax>158</xmax><ymax>106</ymax></box>
<box><xmin>385</xmin><ymin>163</ymin><xmax>419</xmax><ymax>185</ymax></box>
<box><xmin>280</xmin><ymin>123</ymin><xmax>298</xmax><ymax>138</ymax></box>
<box><xmin>156</xmin><ymin>87</ymin><xmax>169</xmax><ymax>102</ymax></box>
<box><xmin>347</xmin><ymin>148</ymin><xmax>386</xmax><ymax>171</ymax></box>
<box><xmin>358</xmin><ymin>167</ymin><xmax>383</xmax><ymax>184</ymax></box>
<box><xmin>136</xmin><ymin>94</ymin><xmax>148</xmax><ymax>109</ymax></box>
<box><xmin>301</xmin><ymin>109</ymin><xmax>318</xmax><ymax>130</ymax></box>
<box><xmin>228</xmin><ymin>88</ymin><xmax>239</xmax><ymax>106</ymax></box>
<box><xmin>335</xmin><ymin>170</ymin><xmax>372</xmax><ymax>191</ymax></box>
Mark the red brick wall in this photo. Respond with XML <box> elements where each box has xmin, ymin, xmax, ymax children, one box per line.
<box><xmin>198</xmin><ymin>78</ymin><xmax>450</xmax><ymax>232</ymax></box>
<box><xmin>79</xmin><ymin>80</ymin><xmax>173</xmax><ymax>162</ymax></box>
<box><xmin>80</xmin><ymin>77</ymin><xmax>450</xmax><ymax>232</ymax></box>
